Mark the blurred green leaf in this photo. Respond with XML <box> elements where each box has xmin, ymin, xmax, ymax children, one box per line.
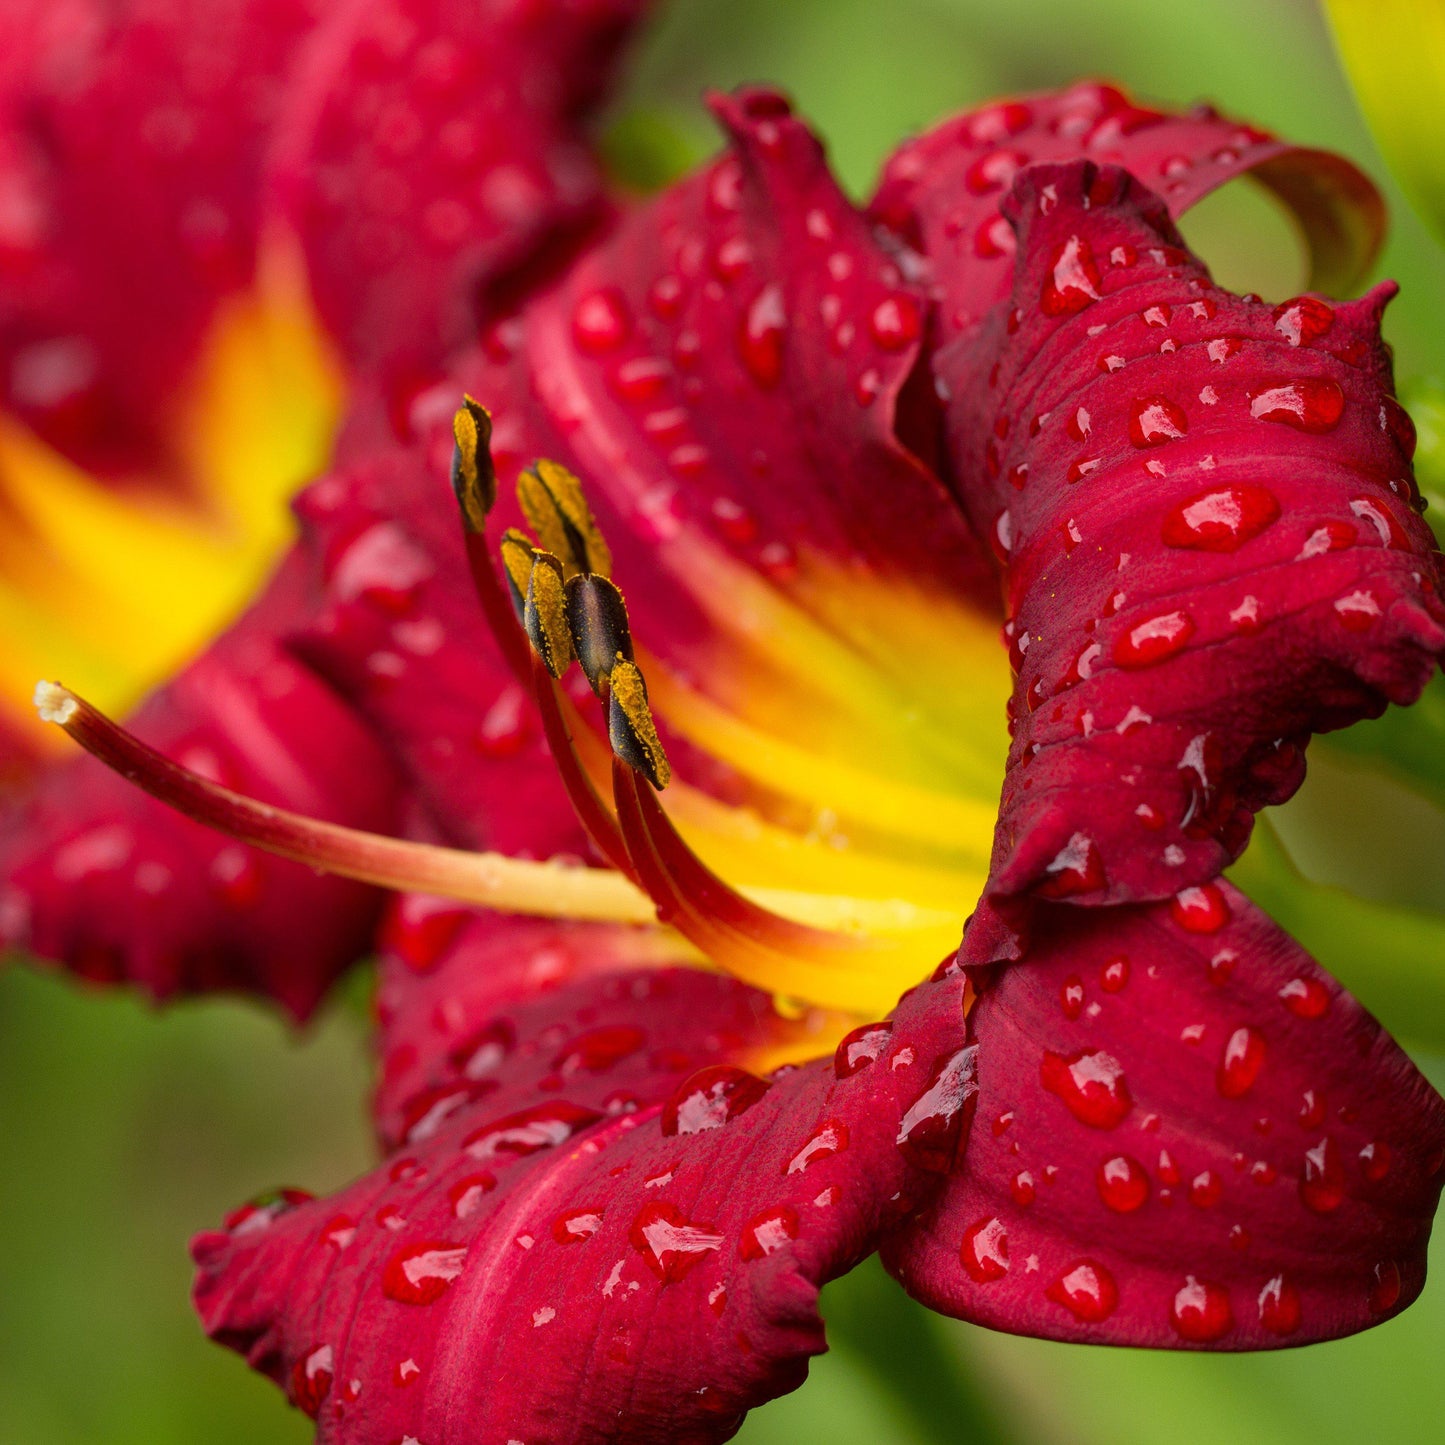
<box><xmin>1323</xmin><ymin>0</ymin><xmax>1445</xmax><ymax>248</ymax></box>
<box><xmin>738</xmin><ymin>1256</ymin><xmax>1018</xmax><ymax>1445</ymax></box>
<box><xmin>1229</xmin><ymin>820</ymin><xmax>1445</xmax><ymax>1051</ymax></box>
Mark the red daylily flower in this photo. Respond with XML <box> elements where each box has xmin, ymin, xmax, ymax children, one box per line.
<box><xmin>2</xmin><ymin>6</ymin><xmax>1445</xmax><ymax>1442</ymax></box>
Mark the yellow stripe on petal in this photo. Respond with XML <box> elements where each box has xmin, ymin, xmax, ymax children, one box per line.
<box><xmin>0</xmin><ymin>238</ymin><xmax>342</xmax><ymax>754</ymax></box>
<box><xmin>1324</xmin><ymin>0</ymin><xmax>1445</xmax><ymax>244</ymax></box>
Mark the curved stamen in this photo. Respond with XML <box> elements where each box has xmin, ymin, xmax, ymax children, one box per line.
<box><xmin>32</xmin><ymin>681</ymin><xmax>657</xmax><ymax>924</ymax></box>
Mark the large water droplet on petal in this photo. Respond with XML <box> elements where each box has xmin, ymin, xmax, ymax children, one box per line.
<box><xmin>1249</xmin><ymin>379</ymin><xmax>1345</xmax><ymax>432</ymax></box>
<box><xmin>661</xmin><ymin>1065</ymin><xmax>772</xmax><ymax>1136</ymax></box>
<box><xmin>1042</xmin><ymin>235</ymin><xmax>1102</xmax><ymax>315</ymax></box>
<box><xmin>1171</xmin><ymin>1275</ymin><xmax>1233</xmax><ymax>1341</ymax></box>
<box><xmin>1162</xmin><ymin>485</ymin><xmax>1279</xmax><ymax>552</ymax></box>
<box><xmin>1041</xmin><ymin>1049</ymin><xmax>1133</xmax><ymax>1128</ymax></box>
<box><xmin>382</xmin><ymin>1243</ymin><xmax>468</xmax><ymax>1305</ymax></box>
<box><xmin>961</xmin><ymin>1217</ymin><xmax>1011</xmax><ymax>1281</ymax></box>
<box><xmin>629</xmin><ymin>1201</ymin><xmax>724</xmax><ymax>1282</ymax></box>
<box><xmin>1046</xmin><ymin>1260</ymin><xmax>1118</xmax><ymax>1321</ymax></box>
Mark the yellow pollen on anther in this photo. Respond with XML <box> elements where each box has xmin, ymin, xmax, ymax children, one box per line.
<box><xmin>607</xmin><ymin>657</ymin><xmax>671</xmax><ymax>789</ymax></box>
<box><xmin>450</xmin><ymin>396</ymin><xmax>496</xmax><ymax>530</ymax></box>
<box><xmin>524</xmin><ymin>551</ymin><xmax>573</xmax><ymax>678</ymax></box>
<box><xmin>517</xmin><ymin>458</ymin><xmax>613</xmax><ymax>579</ymax></box>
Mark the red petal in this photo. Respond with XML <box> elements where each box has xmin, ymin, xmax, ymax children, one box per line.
<box><xmin>193</xmin><ymin>931</ymin><xmax>974</xmax><ymax>1441</ymax></box>
<box><xmin>938</xmin><ymin>161</ymin><xmax>1444</xmax><ymax>927</ymax></box>
<box><xmin>871</xmin><ymin>81</ymin><xmax>1383</xmax><ymax>355</ymax></box>
<box><xmin>268</xmin><ymin>0</ymin><xmax>654</xmax><ymax>396</ymax></box>
<box><xmin>888</xmin><ymin>885</ymin><xmax>1445</xmax><ymax>1347</ymax></box>
<box><xmin>0</xmin><ymin>553</ymin><xmax>399</xmax><ymax>1017</ymax></box>
<box><xmin>438</xmin><ymin>85</ymin><xmax>997</xmax><ymax>683</ymax></box>
<box><xmin>0</xmin><ymin>0</ymin><xmax>320</xmax><ymax>474</ymax></box>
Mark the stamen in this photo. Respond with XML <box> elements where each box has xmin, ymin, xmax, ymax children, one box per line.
<box><xmin>611</xmin><ymin>761</ymin><xmax>912</xmax><ymax>1011</ymax></box>
<box><xmin>523</xmin><ymin>549</ymin><xmax>572</xmax><ymax>679</ymax></box>
<box><xmin>529</xmin><ymin>658</ymin><xmax>638</xmax><ymax>878</ymax></box>
<box><xmin>607</xmin><ymin>658</ymin><xmax>671</xmax><ymax>789</ymax></box>
<box><xmin>34</xmin><ymin>682</ymin><xmax>658</xmax><ymax>925</ymax></box>
<box><xmin>517</xmin><ymin>458</ymin><xmax>612</xmax><ymax>578</ymax></box>
<box><xmin>450</xmin><ymin>395</ymin><xmax>496</xmax><ymax>531</ymax></box>
<box><xmin>565</xmin><ymin>573</ymin><xmax>634</xmax><ymax>697</ymax></box>
<box><xmin>499</xmin><ymin>528</ymin><xmax>538</xmax><ymax>620</ymax></box>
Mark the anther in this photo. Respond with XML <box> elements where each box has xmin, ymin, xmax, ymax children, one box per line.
<box><xmin>524</xmin><ymin>550</ymin><xmax>573</xmax><ymax>678</ymax></box>
<box><xmin>499</xmin><ymin>528</ymin><xmax>538</xmax><ymax>621</ymax></box>
<box><xmin>607</xmin><ymin>658</ymin><xmax>671</xmax><ymax>788</ymax></box>
<box><xmin>450</xmin><ymin>396</ymin><xmax>496</xmax><ymax>531</ymax></box>
<box><xmin>565</xmin><ymin>573</ymin><xmax>634</xmax><ymax>696</ymax></box>
<box><xmin>517</xmin><ymin>458</ymin><xmax>613</xmax><ymax>578</ymax></box>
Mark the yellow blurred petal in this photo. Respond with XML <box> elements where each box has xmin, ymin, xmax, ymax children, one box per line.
<box><xmin>0</xmin><ymin>239</ymin><xmax>342</xmax><ymax>753</ymax></box>
<box><xmin>1324</xmin><ymin>0</ymin><xmax>1445</xmax><ymax>244</ymax></box>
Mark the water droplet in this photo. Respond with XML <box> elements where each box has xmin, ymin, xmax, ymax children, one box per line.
<box><xmin>869</xmin><ymin>294</ymin><xmax>922</xmax><ymax>350</ymax></box>
<box><xmin>1272</xmin><ymin>298</ymin><xmax>1334</xmax><ymax>347</ymax></box>
<box><xmin>787</xmin><ymin>1119</ymin><xmax>849</xmax><ymax>1174</ymax></box>
<box><xmin>835</xmin><ymin>1022</ymin><xmax>893</xmax><ymax>1078</ymax></box>
<box><xmin>741</xmin><ymin>1205</ymin><xmax>799</xmax><ymax>1259</ymax></box>
<box><xmin>1369</xmin><ymin>1260</ymin><xmax>1402</xmax><ymax>1313</ymax></box>
<box><xmin>450</xmin><ymin>1020</ymin><xmax>515</xmax><ymax>1080</ymax></box>
<box><xmin>1162</xmin><ymin>485</ymin><xmax>1280</xmax><ymax>552</ymax></box>
<box><xmin>291</xmin><ymin>1345</ymin><xmax>333</xmax><ymax>1418</ymax></box>
<box><xmin>1171</xmin><ymin>1275</ymin><xmax>1233</xmax><ymax>1341</ymax></box>
<box><xmin>382</xmin><ymin>1242</ymin><xmax>468</xmax><ymax>1305</ymax></box>
<box><xmin>611</xmin><ymin>356</ymin><xmax>671</xmax><ymax>405</ymax></box>
<box><xmin>1067</xmin><ymin>406</ymin><xmax>1092</xmax><ymax>441</ymax></box>
<box><xmin>463</xmin><ymin>1102</ymin><xmax>601</xmax><ymax>1160</ymax></box>
<box><xmin>225</xmin><ymin>1188</ymin><xmax>313</xmax><ymax>1236</ymax></box>
<box><xmin>381</xmin><ymin>895</ymin><xmax>466</xmax><ymax>973</ymax></box>
<box><xmin>629</xmin><ymin>1201</ymin><xmax>724</xmax><ymax>1282</ymax></box>
<box><xmin>553</xmin><ymin>1209</ymin><xmax>604</xmax><ymax>1243</ymax></box>
<box><xmin>739</xmin><ymin>283</ymin><xmax>786</xmax><ymax>387</ymax></box>
<box><xmin>1012</xmin><ymin>1170</ymin><xmax>1037</xmax><ymax>1206</ymax></box>
<box><xmin>1250</xmin><ymin>379</ymin><xmax>1345</xmax><ymax>432</ymax></box>
<box><xmin>1047</xmin><ymin>1260</ymin><xmax>1118</xmax><ymax>1322</ymax></box>
<box><xmin>1171</xmin><ymin>883</ymin><xmax>1231</xmax><ymax>934</ymax></box>
<box><xmin>1359</xmin><ymin>1140</ymin><xmax>1392</xmax><ymax>1182</ymax></box>
<box><xmin>1041</xmin><ymin>1049</ymin><xmax>1132</xmax><ymax>1128</ymax></box>
<box><xmin>1042</xmin><ymin>235</ymin><xmax>1102</xmax><ymax>315</ymax></box>
<box><xmin>1040</xmin><ymin>833</ymin><xmax>1106</xmax><ymax>897</ymax></box>
<box><xmin>1061</xmin><ymin>975</ymin><xmax>1086</xmax><ymax>1020</ymax></box>
<box><xmin>1114</xmin><ymin>610</ymin><xmax>1195</xmax><ymax>668</ymax></box>
<box><xmin>1334</xmin><ymin>590</ymin><xmax>1382</xmax><ymax>632</ymax></box>
<box><xmin>896</xmin><ymin>1046</ymin><xmax>979</xmax><ymax>1172</ymax></box>
<box><xmin>1129</xmin><ymin>396</ymin><xmax>1189</xmax><ymax>448</ymax></box>
<box><xmin>553</xmin><ymin>1025</ymin><xmax>645</xmax><ymax>1077</ymax></box>
<box><xmin>1097</xmin><ymin>1154</ymin><xmax>1150</xmax><ymax>1211</ymax></box>
<box><xmin>1255</xmin><ymin>1274</ymin><xmax>1303</xmax><ymax>1335</ymax></box>
<box><xmin>1101</xmin><ymin>956</ymin><xmax>1130</xmax><ymax>992</ymax></box>
<box><xmin>649</xmin><ymin>274</ymin><xmax>685</xmax><ymax>320</ymax></box>
<box><xmin>961</xmin><ymin>1217</ymin><xmax>1010</xmax><ymax>1281</ymax></box>
<box><xmin>1218</xmin><ymin>1027</ymin><xmax>1266</xmax><ymax>1098</ymax></box>
<box><xmin>662</xmin><ymin>1065</ymin><xmax>771</xmax><ymax>1135</ymax></box>
<box><xmin>1278</xmin><ymin>976</ymin><xmax>1330</xmax><ymax>1019</ymax></box>
<box><xmin>1301</xmin><ymin>1136</ymin><xmax>1346</xmax><ymax>1213</ymax></box>
<box><xmin>1190</xmin><ymin>1170</ymin><xmax>1223</xmax><ymax>1208</ymax></box>
<box><xmin>449</xmin><ymin>1173</ymin><xmax>496</xmax><ymax>1219</ymax></box>
<box><xmin>573</xmin><ymin>288</ymin><xmax>631</xmax><ymax>354</ymax></box>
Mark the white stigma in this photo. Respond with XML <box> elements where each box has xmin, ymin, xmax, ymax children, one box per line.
<box><xmin>33</xmin><ymin>680</ymin><xmax>78</xmax><ymax>726</ymax></box>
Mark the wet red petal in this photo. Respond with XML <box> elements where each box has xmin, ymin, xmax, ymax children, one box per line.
<box><xmin>193</xmin><ymin>934</ymin><xmax>974</xmax><ymax>1443</ymax></box>
<box><xmin>939</xmin><ymin>162</ymin><xmax>1444</xmax><ymax>928</ymax></box>
<box><xmin>871</xmin><ymin>81</ymin><xmax>1382</xmax><ymax>358</ymax></box>
<box><xmin>270</xmin><ymin>0</ymin><xmax>653</xmax><ymax>393</ymax></box>
<box><xmin>0</xmin><ymin>553</ymin><xmax>399</xmax><ymax>1016</ymax></box>
<box><xmin>0</xmin><ymin>0</ymin><xmax>320</xmax><ymax>474</ymax></box>
<box><xmin>889</xmin><ymin>886</ymin><xmax>1445</xmax><ymax>1347</ymax></box>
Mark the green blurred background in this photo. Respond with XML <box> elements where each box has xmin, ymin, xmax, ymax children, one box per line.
<box><xmin>4</xmin><ymin>0</ymin><xmax>1445</xmax><ymax>1440</ymax></box>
